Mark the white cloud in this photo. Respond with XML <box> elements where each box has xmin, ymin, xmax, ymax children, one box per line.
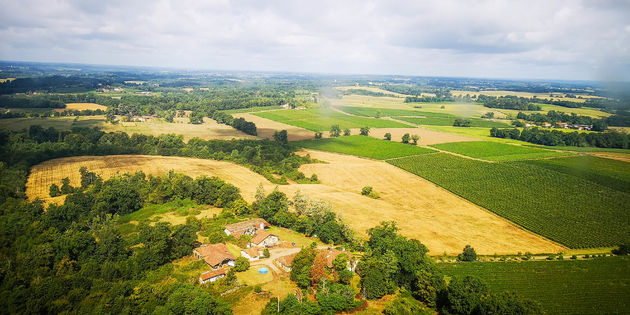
<box><xmin>0</xmin><ymin>0</ymin><xmax>629</xmax><ymax>80</ymax></box>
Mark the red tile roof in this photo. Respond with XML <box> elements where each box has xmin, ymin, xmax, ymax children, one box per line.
<box><xmin>277</xmin><ymin>253</ymin><xmax>297</xmax><ymax>267</ymax></box>
<box><xmin>225</xmin><ymin>218</ymin><xmax>270</xmax><ymax>233</ymax></box>
<box><xmin>242</xmin><ymin>247</ymin><xmax>260</xmax><ymax>258</ymax></box>
<box><xmin>194</xmin><ymin>244</ymin><xmax>235</xmax><ymax>267</ymax></box>
<box><xmin>200</xmin><ymin>269</ymin><xmax>226</xmax><ymax>281</ymax></box>
<box><xmin>251</xmin><ymin>231</ymin><xmax>277</xmax><ymax>245</ymax></box>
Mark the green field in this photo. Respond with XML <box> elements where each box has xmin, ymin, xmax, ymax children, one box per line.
<box><xmin>438</xmin><ymin>257</ymin><xmax>630</xmax><ymax>314</ymax></box>
<box><xmin>220</xmin><ymin>105</ymin><xmax>283</xmax><ymax>114</ymax></box>
<box><xmin>530</xmin><ymin>145</ymin><xmax>630</xmax><ymax>154</ymax></box>
<box><xmin>396</xmin><ymin>115</ymin><xmax>509</xmax><ymax>128</ymax></box>
<box><xmin>254</xmin><ymin>108</ymin><xmax>411</xmax><ymax>131</ymax></box>
<box><xmin>294</xmin><ymin>135</ymin><xmax>435</xmax><ymax>160</ymax></box>
<box><xmin>336</xmin><ymin>106</ymin><xmax>424</xmax><ymax>117</ymax></box>
<box><xmin>0</xmin><ymin>116</ymin><xmax>104</xmax><ymax>131</ymax></box>
<box><xmin>431</xmin><ymin>141</ymin><xmax>571</xmax><ymax>161</ymax></box>
<box><xmin>388</xmin><ymin>153</ymin><xmax>630</xmax><ymax>248</ymax></box>
<box><xmin>517</xmin><ymin>156</ymin><xmax>630</xmax><ymax>193</ymax></box>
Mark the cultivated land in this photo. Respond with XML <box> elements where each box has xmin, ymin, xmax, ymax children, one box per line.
<box><xmin>254</xmin><ymin>108</ymin><xmax>411</xmax><ymax>131</ymax></box>
<box><xmin>63</xmin><ymin>102</ymin><xmax>108</xmax><ymax>111</ymax></box>
<box><xmin>26</xmin><ymin>153</ymin><xmax>564</xmax><ymax>255</ymax></box>
<box><xmin>368</xmin><ymin>127</ymin><xmax>480</xmax><ymax>145</ymax></box>
<box><xmin>518</xmin><ymin>155</ymin><xmax>630</xmax><ymax>193</ymax></box>
<box><xmin>233</xmin><ymin>112</ymin><xmax>315</xmax><ymax>141</ymax></box>
<box><xmin>438</xmin><ymin>257</ymin><xmax>630</xmax><ymax>315</ymax></box>
<box><xmin>0</xmin><ymin>116</ymin><xmax>105</xmax><ymax>131</ymax></box>
<box><xmin>102</xmin><ymin>117</ymin><xmax>256</xmax><ymax>141</ymax></box>
<box><xmin>294</xmin><ymin>135</ymin><xmax>435</xmax><ymax>160</ymax></box>
<box><xmin>389</xmin><ymin>153</ymin><xmax>630</xmax><ymax>248</ymax></box>
<box><xmin>431</xmin><ymin>141</ymin><xmax>571</xmax><ymax>161</ymax></box>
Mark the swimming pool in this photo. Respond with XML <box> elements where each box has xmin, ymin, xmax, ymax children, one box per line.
<box><xmin>258</xmin><ymin>267</ymin><xmax>269</xmax><ymax>274</ymax></box>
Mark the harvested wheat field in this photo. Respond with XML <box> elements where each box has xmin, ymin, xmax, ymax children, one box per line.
<box><xmin>27</xmin><ymin>153</ymin><xmax>564</xmax><ymax>254</ymax></box>
<box><xmin>296</xmin><ymin>150</ymin><xmax>566</xmax><ymax>255</ymax></box>
<box><xmin>101</xmin><ymin>117</ymin><xmax>257</xmax><ymax>141</ymax></box>
<box><xmin>589</xmin><ymin>152</ymin><xmax>630</xmax><ymax>163</ymax></box>
<box><xmin>233</xmin><ymin>113</ymin><xmax>315</xmax><ymax>141</ymax></box>
<box><xmin>64</xmin><ymin>103</ymin><xmax>108</xmax><ymax>111</ymax></box>
<box><xmin>368</xmin><ymin>127</ymin><xmax>479</xmax><ymax>145</ymax></box>
<box><xmin>26</xmin><ymin>155</ymin><xmax>271</xmax><ymax>204</ymax></box>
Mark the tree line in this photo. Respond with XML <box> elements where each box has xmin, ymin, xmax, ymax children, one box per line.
<box><xmin>490</xmin><ymin>127</ymin><xmax>629</xmax><ymax>148</ymax></box>
<box><xmin>479</xmin><ymin>95</ymin><xmax>542</xmax><ymax>111</ymax></box>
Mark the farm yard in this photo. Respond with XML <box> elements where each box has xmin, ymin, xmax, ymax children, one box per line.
<box><xmin>438</xmin><ymin>256</ymin><xmax>630</xmax><ymax>314</ymax></box>
<box><xmin>388</xmin><ymin>153</ymin><xmax>630</xmax><ymax>248</ymax></box>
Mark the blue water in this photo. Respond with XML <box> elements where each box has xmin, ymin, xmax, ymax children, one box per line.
<box><xmin>258</xmin><ymin>267</ymin><xmax>269</xmax><ymax>274</ymax></box>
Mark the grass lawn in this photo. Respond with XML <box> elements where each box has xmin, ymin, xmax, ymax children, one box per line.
<box><xmin>254</xmin><ymin>108</ymin><xmax>411</xmax><ymax>131</ymax></box>
<box><xmin>438</xmin><ymin>256</ymin><xmax>630</xmax><ymax>314</ymax></box>
<box><xmin>431</xmin><ymin>141</ymin><xmax>571</xmax><ymax>161</ymax></box>
<box><xmin>294</xmin><ymin>135</ymin><xmax>436</xmax><ymax>160</ymax></box>
<box><xmin>517</xmin><ymin>155</ymin><xmax>630</xmax><ymax>193</ymax></box>
<box><xmin>267</xmin><ymin>226</ymin><xmax>323</xmax><ymax>248</ymax></box>
<box><xmin>388</xmin><ymin>153</ymin><xmax>630</xmax><ymax>248</ymax></box>
<box><xmin>235</xmin><ymin>267</ymin><xmax>274</xmax><ymax>286</ymax></box>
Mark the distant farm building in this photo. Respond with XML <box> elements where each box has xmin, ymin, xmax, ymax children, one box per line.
<box><xmin>250</xmin><ymin>231</ymin><xmax>279</xmax><ymax>248</ymax></box>
<box><xmin>193</xmin><ymin>244</ymin><xmax>235</xmax><ymax>269</ymax></box>
<box><xmin>199</xmin><ymin>269</ymin><xmax>226</xmax><ymax>284</ymax></box>
<box><xmin>224</xmin><ymin>218</ymin><xmax>270</xmax><ymax>238</ymax></box>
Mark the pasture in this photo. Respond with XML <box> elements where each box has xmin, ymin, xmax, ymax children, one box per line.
<box><xmin>388</xmin><ymin>153</ymin><xmax>630</xmax><ymax>248</ymax></box>
<box><xmin>63</xmin><ymin>102</ymin><xmax>108</xmax><ymax>111</ymax></box>
<box><xmin>26</xmin><ymin>152</ymin><xmax>564</xmax><ymax>254</ymax></box>
<box><xmin>254</xmin><ymin>108</ymin><xmax>411</xmax><ymax>131</ymax></box>
<box><xmin>431</xmin><ymin>141</ymin><xmax>571</xmax><ymax>161</ymax></box>
<box><xmin>517</xmin><ymin>155</ymin><xmax>630</xmax><ymax>193</ymax></box>
<box><xmin>438</xmin><ymin>257</ymin><xmax>630</xmax><ymax>314</ymax></box>
<box><xmin>294</xmin><ymin>135</ymin><xmax>435</xmax><ymax>160</ymax></box>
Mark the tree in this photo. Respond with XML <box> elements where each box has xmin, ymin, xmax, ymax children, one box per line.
<box><xmin>453</xmin><ymin>119</ymin><xmax>472</xmax><ymax>127</ymax></box>
<box><xmin>263</xmin><ymin>248</ymin><xmax>270</xmax><ymax>258</ymax></box>
<box><xmin>332</xmin><ymin>253</ymin><xmax>349</xmax><ymax>272</ymax></box>
<box><xmin>384</xmin><ymin>132</ymin><xmax>391</xmax><ymax>140</ymax></box>
<box><xmin>411</xmin><ymin>134</ymin><xmax>419</xmax><ymax>145</ymax></box>
<box><xmin>359</xmin><ymin>126</ymin><xmax>370</xmax><ymax>136</ymax></box>
<box><xmin>330</xmin><ymin>125</ymin><xmax>341</xmax><ymax>137</ymax></box>
<box><xmin>60</xmin><ymin>177</ymin><xmax>74</xmax><ymax>194</ymax></box>
<box><xmin>458</xmin><ymin>245</ymin><xmax>477</xmax><ymax>261</ymax></box>
<box><xmin>315</xmin><ymin>132</ymin><xmax>323</xmax><ymax>139</ymax></box>
<box><xmin>310</xmin><ymin>252</ymin><xmax>329</xmax><ymax>285</ymax></box>
<box><xmin>234</xmin><ymin>256</ymin><xmax>250</xmax><ymax>272</ymax></box>
<box><xmin>401</xmin><ymin>133</ymin><xmax>410</xmax><ymax>144</ymax></box>
<box><xmin>612</xmin><ymin>244</ymin><xmax>630</xmax><ymax>255</ymax></box>
<box><xmin>291</xmin><ymin>246</ymin><xmax>317</xmax><ymax>288</ymax></box>
<box><xmin>442</xmin><ymin>276</ymin><xmax>488</xmax><ymax>315</ymax></box>
<box><xmin>343</xmin><ymin>128</ymin><xmax>351</xmax><ymax>136</ymax></box>
<box><xmin>170</xmin><ymin>224</ymin><xmax>199</xmax><ymax>259</ymax></box>
<box><xmin>230</xmin><ymin>199</ymin><xmax>250</xmax><ymax>216</ymax></box>
<box><xmin>273</xmin><ymin>130</ymin><xmax>288</xmax><ymax>146</ymax></box>
<box><xmin>94</xmin><ymin>177</ymin><xmax>142</xmax><ymax>215</ymax></box>
<box><xmin>49</xmin><ymin>184</ymin><xmax>61</xmax><ymax>197</ymax></box>
<box><xmin>258</xmin><ymin>190</ymin><xmax>288</xmax><ymax>222</ymax></box>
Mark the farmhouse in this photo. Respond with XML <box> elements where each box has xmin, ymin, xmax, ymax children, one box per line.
<box><xmin>199</xmin><ymin>269</ymin><xmax>226</xmax><ymax>284</ymax></box>
<box><xmin>322</xmin><ymin>249</ymin><xmax>356</xmax><ymax>271</ymax></box>
<box><xmin>275</xmin><ymin>253</ymin><xmax>297</xmax><ymax>272</ymax></box>
<box><xmin>241</xmin><ymin>247</ymin><xmax>261</xmax><ymax>261</ymax></box>
<box><xmin>193</xmin><ymin>243</ymin><xmax>235</xmax><ymax>269</ymax></box>
<box><xmin>224</xmin><ymin>218</ymin><xmax>270</xmax><ymax>238</ymax></box>
<box><xmin>250</xmin><ymin>231</ymin><xmax>279</xmax><ymax>248</ymax></box>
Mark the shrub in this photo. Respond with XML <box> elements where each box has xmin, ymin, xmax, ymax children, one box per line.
<box><xmin>384</xmin><ymin>132</ymin><xmax>391</xmax><ymax>140</ymax></box>
<box><xmin>458</xmin><ymin>245</ymin><xmax>477</xmax><ymax>261</ymax></box>
<box><xmin>402</xmin><ymin>133</ymin><xmax>410</xmax><ymax>144</ymax></box>
<box><xmin>570</xmin><ymin>255</ymin><xmax>577</xmax><ymax>259</ymax></box>
<box><xmin>315</xmin><ymin>132</ymin><xmax>323</xmax><ymax>139</ymax></box>
<box><xmin>263</xmin><ymin>248</ymin><xmax>270</xmax><ymax>258</ymax></box>
<box><xmin>359</xmin><ymin>126</ymin><xmax>370</xmax><ymax>136</ymax></box>
<box><xmin>361</xmin><ymin>186</ymin><xmax>373</xmax><ymax>196</ymax></box>
<box><xmin>234</xmin><ymin>256</ymin><xmax>250</xmax><ymax>272</ymax></box>
<box><xmin>254</xmin><ymin>285</ymin><xmax>262</xmax><ymax>293</ymax></box>
<box><xmin>343</xmin><ymin>128</ymin><xmax>351</xmax><ymax>136</ymax></box>
<box><xmin>330</xmin><ymin>125</ymin><xmax>341</xmax><ymax>137</ymax></box>
<box><xmin>49</xmin><ymin>183</ymin><xmax>61</xmax><ymax>197</ymax></box>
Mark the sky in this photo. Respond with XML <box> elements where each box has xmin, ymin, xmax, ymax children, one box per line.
<box><xmin>1</xmin><ymin>0</ymin><xmax>629</xmax><ymax>81</ymax></box>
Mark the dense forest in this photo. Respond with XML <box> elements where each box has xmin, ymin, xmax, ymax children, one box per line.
<box><xmin>490</xmin><ymin>127</ymin><xmax>629</xmax><ymax>148</ymax></box>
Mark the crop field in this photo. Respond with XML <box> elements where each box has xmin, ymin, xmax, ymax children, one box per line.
<box><xmin>336</xmin><ymin>105</ymin><xmax>424</xmax><ymax>117</ymax></box>
<box><xmin>431</xmin><ymin>141</ymin><xmax>571</xmax><ymax>161</ymax></box>
<box><xmin>27</xmin><ymin>152</ymin><xmax>564</xmax><ymax>254</ymax></box>
<box><xmin>368</xmin><ymin>127</ymin><xmax>480</xmax><ymax>145</ymax></box>
<box><xmin>102</xmin><ymin>117</ymin><xmax>256</xmax><ymax>141</ymax></box>
<box><xmin>396</xmin><ymin>115</ymin><xmax>510</xmax><ymax>128</ymax></box>
<box><xmin>254</xmin><ymin>108</ymin><xmax>411</xmax><ymax>131</ymax></box>
<box><xmin>388</xmin><ymin>153</ymin><xmax>630</xmax><ymax>248</ymax></box>
<box><xmin>0</xmin><ymin>116</ymin><xmax>104</xmax><ymax>131</ymax></box>
<box><xmin>517</xmin><ymin>155</ymin><xmax>630</xmax><ymax>193</ymax></box>
<box><xmin>232</xmin><ymin>113</ymin><xmax>315</xmax><ymax>141</ymax></box>
<box><xmin>219</xmin><ymin>105</ymin><xmax>283</xmax><ymax>114</ymax></box>
<box><xmin>438</xmin><ymin>257</ymin><xmax>630</xmax><ymax>314</ymax></box>
<box><xmin>294</xmin><ymin>135</ymin><xmax>435</xmax><ymax>160</ymax></box>
<box><xmin>63</xmin><ymin>102</ymin><xmax>108</xmax><ymax>111</ymax></box>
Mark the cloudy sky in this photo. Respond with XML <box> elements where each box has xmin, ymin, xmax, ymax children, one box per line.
<box><xmin>1</xmin><ymin>0</ymin><xmax>629</xmax><ymax>81</ymax></box>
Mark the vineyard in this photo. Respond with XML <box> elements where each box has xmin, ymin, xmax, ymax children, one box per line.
<box><xmin>438</xmin><ymin>257</ymin><xmax>630</xmax><ymax>314</ymax></box>
<box><xmin>388</xmin><ymin>153</ymin><xmax>630</xmax><ymax>248</ymax></box>
<box><xmin>518</xmin><ymin>155</ymin><xmax>630</xmax><ymax>193</ymax></box>
<box><xmin>295</xmin><ymin>135</ymin><xmax>435</xmax><ymax>160</ymax></box>
<box><xmin>431</xmin><ymin>141</ymin><xmax>570</xmax><ymax>161</ymax></box>
<box><xmin>254</xmin><ymin>108</ymin><xmax>410</xmax><ymax>131</ymax></box>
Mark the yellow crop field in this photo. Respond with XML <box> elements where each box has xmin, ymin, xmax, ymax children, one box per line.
<box><xmin>64</xmin><ymin>103</ymin><xmax>108</xmax><ymax>111</ymax></box>
<box><xmin>26</xmin><ymin>153</ymin><xmax>565</xmax><ymax>255</ymax></box>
